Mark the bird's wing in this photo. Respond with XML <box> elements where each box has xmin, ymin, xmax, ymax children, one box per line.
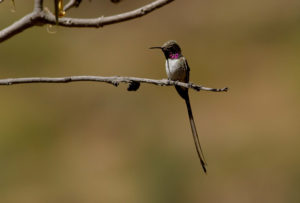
<box><xmin>182</xmin><ymin>57</ymin><xmax>190</xmax><ymax>83</ymax></box>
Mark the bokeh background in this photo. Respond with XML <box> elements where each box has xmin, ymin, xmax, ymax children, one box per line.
<box><xmin>1</xmin><ymin>0</ymin><xmax>300</xmax><ymax>202</ymax></box>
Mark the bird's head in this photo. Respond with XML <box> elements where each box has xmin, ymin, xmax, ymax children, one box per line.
<box><xmin>150</xmin><ymin>40</ymin><xmax>182</xmax><ymax>59</ymax></box>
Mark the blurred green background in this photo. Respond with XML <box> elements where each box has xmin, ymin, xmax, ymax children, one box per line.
<box><xmin>1</xmin><ymin>0</ymin><xmax>300</xmax><ymax>202</ymax></box>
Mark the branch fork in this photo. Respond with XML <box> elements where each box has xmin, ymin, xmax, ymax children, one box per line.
<box><xmin>0</xmin><ymin>0</ymin><xmax>174</xmax><ymax>42</ymax></box>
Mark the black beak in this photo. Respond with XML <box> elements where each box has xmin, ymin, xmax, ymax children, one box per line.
<box><xmin>149</xmin><ymin>46</ymin><xmax>162</xmax><ymax>49</ymax></box>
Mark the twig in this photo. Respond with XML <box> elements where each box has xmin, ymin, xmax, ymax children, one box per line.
<box><xmin>0</xmin><ymin>76</ymin><xmax>228</xmax><ymax>92</ymax></box>
<box><xmin>34</xmin><ymin>0</ymin><xmax>43</xmax><ymax>12</ymax></box>
<box><xmin>0</xmin><ymin>0</ymin><xmax>174</xmax><ymax>43</ymax></box>
<box><xmin>63</xmin><ymin>0</ymin><xmax>82</xmax><ymax>12</ymax></box>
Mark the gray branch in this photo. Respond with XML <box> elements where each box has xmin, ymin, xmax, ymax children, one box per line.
<box><xmin>34</xmin><ymin>0</ymin><xmax>43</xmax><ymax>12</ymax></box>
<box><xmin>0</xmin><ymin>76</ymin><xmax>228</xmax><ymax>92</ymax></box>
<box><xmin>0</xmin><ymin>0</ymin><xmax>174</xmax><ymax>43</ymax></box>
<box><xmin>64</xmin><ymin>0</ymin><xmax>80</xmax><ymax>11</ymax></box>
<box><xmin>63</xmin><ymin>0</ymin><xmax>82</xmax><ymax>12</ymax></box>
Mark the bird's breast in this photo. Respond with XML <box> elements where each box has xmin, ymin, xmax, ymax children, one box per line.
<box><xmin>165</xmin><ymin>59</ymin><xmax>187</xmax><ymax>82</ymax></box>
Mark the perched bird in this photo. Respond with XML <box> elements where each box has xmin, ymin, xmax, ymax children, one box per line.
<box><xmin>150</xmin><ymin>40</ymin><xmax>207</xmax><ymax>173</ymax></box>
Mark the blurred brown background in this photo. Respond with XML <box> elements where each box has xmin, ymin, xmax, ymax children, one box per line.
<box><xmin>0</xmin><ymin>0</ymin><xmax>300</xmax><ymax>202</ymax></box>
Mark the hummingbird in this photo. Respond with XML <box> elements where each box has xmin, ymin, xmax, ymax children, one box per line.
<box><xmin>150</xmin><ymin>40</ymin><xmax>207</xmax><ymax>173</ymax></box>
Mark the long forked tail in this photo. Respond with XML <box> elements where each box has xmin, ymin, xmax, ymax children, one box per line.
<box><xmin>185</xmin><ymin>95</ymin><xmax>207</xmax><ymax>173</ymax></box>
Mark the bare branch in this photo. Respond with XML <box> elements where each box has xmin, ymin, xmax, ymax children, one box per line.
<box><xmin>63</xmin><ymin>0</ymin><xmax>82</xmax><ymax>12</ymax></box>
<box><xmin>0</xmin><ymin>12</ymin><xmax>41</xmax><ymax>43</ymax></box>
<box><xmin>34</xmin><ymin>0</ymin><xmax>43</xmax><ymax>12</ymax></box>
<box><xmin>0</xmin><ymin>0</ymin><xmax>174</xmax><ymax>42</ymax></box>
<box><xmin>0</xmin><ymin>76</ymin><xmax>228</xmax><ymax>92</ymax></box>
<box><xmin>53</xmin><ymin>0</ymin><xmax>174</xmax><ymax>27</ymax></box>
